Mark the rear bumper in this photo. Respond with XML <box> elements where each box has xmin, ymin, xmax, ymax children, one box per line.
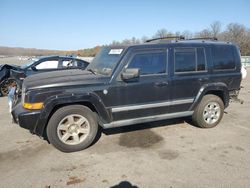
<box><xmin>12</xmin><ymin>102</ymin><xmax>43</xmax><ymax>134</ymax></box>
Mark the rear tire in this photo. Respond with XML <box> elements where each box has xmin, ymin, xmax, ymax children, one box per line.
<box><xmin>46</xmin><ymin>105</ymin><xmax>98</xmax><ymax>152</ymax></box>
<box><xmin>192</xmin><ymin>94</ymin><xmax>224</xmax><ymax>128</ymax></box>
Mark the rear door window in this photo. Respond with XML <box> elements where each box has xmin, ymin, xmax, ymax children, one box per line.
<box><xmin>174</xmin><ymin>48</ymin><xmax>206</xmax><ymax>73</ymax></box>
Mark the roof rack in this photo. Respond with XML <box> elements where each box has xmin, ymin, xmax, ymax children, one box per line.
<box><xmin>146</xmin><ymin>36</ymin><xmax>185</xmax><ymax>43</ymax></box>
<box><xmin>188</xmin><ymin>37</ymin><xmax>218</xmax><ymax>41</ymax></box>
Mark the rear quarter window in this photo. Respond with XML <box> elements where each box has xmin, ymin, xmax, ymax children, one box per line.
<box><xmin>212</xmin><ymin>45</ymin><xmax>236</xmax><ymax>70</ymax></box>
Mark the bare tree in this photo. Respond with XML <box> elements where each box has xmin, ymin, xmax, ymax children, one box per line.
<box><xmin>210</xmin><ymin>21</ymin><xmax>222</xmax><ymax>38</ymax></box>
<box><xmin>181</xmin><ymin>30</ymin><xmax>193</xmax><ymax>39</ymax></box>
<box><xmin>196</xmin><ymin>29</ymin><xmax>212</xmax><ymax>38</ymax></box>
<box><xmin>141</xmin><ymin>36</ymin><xmax>149</xmax><ymax>43</ymax></box>
<box><xmin>108</xmin><ymin>22</ymin><xmax>250</xmax><ymax>55</ymax></box>
<box><xmin>154</xmin><ymin>29</ymin><xmax>172</xmax><ymax>38</ymax></box>
<box><xmin>221</xmin><ymin>23</ymin><xmax>250</xmax><ymax>55</ymax></box>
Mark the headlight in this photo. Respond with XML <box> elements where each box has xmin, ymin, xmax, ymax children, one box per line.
<box><xmin>23</xmin><ymin>102</ymin><xmax>44</xmax><ymax>110</ymax></box>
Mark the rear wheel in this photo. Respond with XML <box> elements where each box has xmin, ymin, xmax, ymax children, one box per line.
<box><xmin>192</xmin><ymin>94</ymin><xmax>224</xmax><ymax>128</ymax></box>
<box><xmin>46</xmin><ymin>105</ymin><xmax>98</xmax><ymax>152</ymax></box>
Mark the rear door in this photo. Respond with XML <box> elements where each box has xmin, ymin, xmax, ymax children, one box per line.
<box><xmin>169</xmin><ymin>47</ymin><xmax>208</xmax><ymax>113</ymax></box>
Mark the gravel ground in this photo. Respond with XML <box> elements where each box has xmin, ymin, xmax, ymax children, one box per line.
<box><xmin>0</xmin><ymin>59</ymin><xmax>250</xmax><ymax>188</ymax></box>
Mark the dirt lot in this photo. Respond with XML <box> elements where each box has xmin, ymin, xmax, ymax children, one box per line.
<box><xmin>0</xmin><ymin>59</ymin><xmax>250</xmax><ymax>187</ymax></box>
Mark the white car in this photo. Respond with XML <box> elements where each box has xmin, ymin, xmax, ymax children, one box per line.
<box><xmin>241</xmin><ymin>66</ymin><xmax>247</xmax><ymax>79</ymax></box>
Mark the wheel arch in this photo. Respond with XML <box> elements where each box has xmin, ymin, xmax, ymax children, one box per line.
<box><xmin>190</xmin><ymin>83</ymin><xmax>229</xmax><ymax>111</ymax></box>
<box><xmin>34</xmin><ymin>93</ymin><xmax>111</xmax><ymax>138</ymax></box>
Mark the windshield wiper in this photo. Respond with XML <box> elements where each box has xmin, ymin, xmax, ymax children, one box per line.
<box><xmin>87</xmin><ymin>68</ymin><xmax>96</xmax><ymax>75</ymax></box>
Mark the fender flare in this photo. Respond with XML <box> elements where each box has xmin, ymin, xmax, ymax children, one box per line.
<box><xmin>34</xmin><ymin>92</ymin><xmax>111</xmax><ymax>136</ymax></box>
<box><xmin>189</xmin><ymin>83</ymin><xmax>230</xmax><ymax>111</ymax></box>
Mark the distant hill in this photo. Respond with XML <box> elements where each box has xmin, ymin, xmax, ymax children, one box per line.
<box><xmin>0</xmin><ymin>46</ymin><xmax>102</xmax><ymax>57</ymax></box>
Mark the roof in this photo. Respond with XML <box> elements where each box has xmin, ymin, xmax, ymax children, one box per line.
<box><xmin>108</xmin><ymin>38</ymin><xmax>234</xmax><ymax>49</ymax></box>
<box><xmin>36</xmin><ymin>55</ymin><xmax>82</xmax><ymax>60</ymax></box>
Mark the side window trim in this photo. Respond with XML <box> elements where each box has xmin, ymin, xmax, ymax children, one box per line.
<box><xmin>174</xmin><ymin>47</ymin><xmax>208</xmax><ymax>74</ymax></box>
<box><xmin>125</xmin><ymin>49</ymin><xmax>168</xmax><ymax>76</ymax></box>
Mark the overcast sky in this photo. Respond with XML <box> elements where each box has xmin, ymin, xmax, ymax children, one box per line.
<box><xmin>0</xmin><ymin>0</ymin><xmax>250</xmax><ymax>50</ymax></box>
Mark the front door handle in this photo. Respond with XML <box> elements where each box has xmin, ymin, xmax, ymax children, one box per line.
<box><xmin>155</xmin><ymin>81</ymin><xmax>168</xmax><ymax>87</ymax></box>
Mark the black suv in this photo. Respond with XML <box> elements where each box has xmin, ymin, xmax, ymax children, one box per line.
<box><xmin>12</xmin><ymin>37</ymin><xmax>242</xmax><ymax>152</ymax></box>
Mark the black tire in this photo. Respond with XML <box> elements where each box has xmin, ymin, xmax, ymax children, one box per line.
<box><xmin>0</xmin><ymin>78</ymin><xmax>19</xmax><ymax>97</ymax></box>
<box><xmin>192</xmin><ymin>94</ymin><xmax>224</xmax><ymax>128</ymax></box>
<box><xmin>46</xmin><ymin>105</ymin><xmax>98</xmax><ymax>152</ymax></box>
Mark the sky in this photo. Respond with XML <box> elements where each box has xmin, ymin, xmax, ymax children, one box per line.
<box><xmin>0</xmin><ymin>0</ymin><xmax>250</xmax><ymax>50</ymax></box>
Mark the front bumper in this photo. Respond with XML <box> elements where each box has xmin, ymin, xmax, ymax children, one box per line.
<box><xmin>12</xmin><ymin>102</ymin><xmax>42</xmax><ymax>134</ymax></box>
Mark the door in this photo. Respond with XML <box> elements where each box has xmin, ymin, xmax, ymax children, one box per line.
<box><xmin>170</xmin><ymin>47</ymin><xmax>208</xmax><ymax>113</ymax></box>
<box><xmin>106</xmin><ymin>49</ymin><xmax>171</xmax><ymax>121</ymax></box>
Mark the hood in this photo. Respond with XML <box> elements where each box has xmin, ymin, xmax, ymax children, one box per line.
<box><xmin>0</xmin><ymin>64</ymin><xmax>21</xmax><ymax>71</ymax></box>
<box><xmin>23</xmin><ymin>69</ymin><xmax>109</xmax><ymax>90</ymax></box>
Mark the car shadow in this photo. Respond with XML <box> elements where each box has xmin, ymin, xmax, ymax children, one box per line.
<box><xmin>110</xmin><ymin>181</ymin><xmax>138</xmax><ymax>188</ymax></box>
<box><xmin>90</xmin><ymin>117</ymin><xmax>196</xmax><ymax>148</ymax></box>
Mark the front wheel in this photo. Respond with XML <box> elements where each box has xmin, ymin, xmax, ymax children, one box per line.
<box><xmin>192</xmin><ymin>94</ymin><xmax>224</xmax><ymax>128</ymax></box>
<box><xmin>46</xmin><ymin>105</ymin><xmax>98</xmax><ymax>152</ymax></box>
<box><xmin>0</xmin><ymin>79</ymin><xmax>18</xmax><ymax>97</ymax></box>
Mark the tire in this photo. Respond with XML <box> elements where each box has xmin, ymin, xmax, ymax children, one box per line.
<box><xmin>0</xmin><ymin>79</ymin><xmax>19</xmax><ymax>97</ymax></box>
<box><xmin>46</xmin><ymin>105</ymin><xmax>98</xmax><ymax>152</ymax></box>
<box><xmin>192</xmin><ymin>94</ymin><xmax>224</xmax><ymax>128</ymax></box>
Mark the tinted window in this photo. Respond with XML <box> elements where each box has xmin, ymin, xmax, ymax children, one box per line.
<box><xmin>197</xmin><ymin>48</ymin><xmax>206</xmax><ymax>71</ymax></box>
<box><xmin>175</xmin><ymin>48</ymin><xmax>206</xmax><ymax>73</ymax></box>
<box><xmin>128</xmin><ymin>51</ymin><xmax>166</xmax><ymax>75</ymax></box>
<box><xmin>77</xmin><ymin>60</ymin><xmax>84</xmax><ymax>67</ymax></box>
<box><xmin>175</xmin><ymin>48</ymin><xmax>196</xmax><ymax>72</ymax></box>
<box><xmin>213</xmin><ymin>46</ymin><xmax>235</xmax><ymax>70</ymax></box>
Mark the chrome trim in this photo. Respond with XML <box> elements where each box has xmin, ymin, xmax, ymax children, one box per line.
<box><xmin>111</xmin><ymin>98</ymin><xmax>194</xmax><ymax>113</ymax></box>
<box><xmin>102</xmin><ymin>111</ymin><xmax>193</xmax><ymax>129</ymax></box>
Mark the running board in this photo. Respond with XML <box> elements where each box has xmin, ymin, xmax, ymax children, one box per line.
<box><xmin>101</xmin><ymin>111</ymin><xmax>193</xmax><ymax>129</ymax></box>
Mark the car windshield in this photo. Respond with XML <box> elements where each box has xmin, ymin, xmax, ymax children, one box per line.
<box><xmin>21</xmin><ymin>59</ymin><xmax>38</xmax><ymax>69</ymax></box>
<box><xmin>87</xmin><ymin>47</ymin><xmax>125</xmax><ymax>76</ymax></box>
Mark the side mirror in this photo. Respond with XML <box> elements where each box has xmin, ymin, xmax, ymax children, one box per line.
<box><xmin>121</xmin><ymin>68</ymin><xmax>140</xmax><ymax>82</ymax></box>
<box><xmin>31</xmin><ymin>66</ymin><xmax>37</xmax><ymax>71</ymax></box>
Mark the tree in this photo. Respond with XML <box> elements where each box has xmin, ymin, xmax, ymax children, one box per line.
<box><xmin>153</xmin><ymin>29</ymin><xmax>172</xmax><ymax>38</ymax></box>
<box><xmin>196</xmin><ymin>29</ymin><xmax>212</xmax><ymax>38</ymax></box>
<box><xmin>181</xmin><ymin>30</ymin><xmax>193</xmax><ymax>39</ymax></box>
<box><xmin>221</xmin><ymin>23</ymin><xmax>250</xmax><ymax>55</ymax></box>
<box><xmin>210</xmin><ymin>21</ymin><xmax>222</xmax><ymax>38</ymax></box>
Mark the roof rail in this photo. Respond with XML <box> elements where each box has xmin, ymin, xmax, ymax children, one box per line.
<box><xmin>188</xmin><ymin>37</ymin><xmax>218</xmax><ymax>41</ymax></box>
<box><xmin>146</xmin><ymin>36</ymin><xmax>185</xmax><ymax>43</ymax></box>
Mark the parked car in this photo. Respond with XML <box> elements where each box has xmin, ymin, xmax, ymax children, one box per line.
<box><xmin>0</xmin><ymin>56</ymin><xmax>89</xmax><ymax>96</ymax></box>
<box><xmin>0</xmin><ymin>64</ymin><xmax>20</xmax><ymax>96</ymax></box>
<box><xmin>12</xmin><ymin>37</ymin><xmax>242</xmax><ymax>152</ymax></box>
<box><xmin>241</xmin><ymin>65</ymin><xmax>247</xmax><ymax>79</ymax></box>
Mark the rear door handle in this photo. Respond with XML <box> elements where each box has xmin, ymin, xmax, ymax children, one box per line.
<box><xmin>199</xmin><ymin>77</ymin><xmax>209</xmax><ymax>82</ymax></box>
<box><xmin>155</xmin><ymin>81</ymin><xmax>168</xmax><ymax>87</ymax></box>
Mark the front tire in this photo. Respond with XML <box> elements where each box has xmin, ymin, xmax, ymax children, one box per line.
<box><xmin>192</xmin><ymin>94</ymin><xmax>224</xmax><ymax>128</ymax></box>
<box><xmin>46</xmin><ymin>105</ymin><xmax>98</xmax><ymax>152</ymax></box>
<box><xmin>0</xmin><ymin>79</ymin><xmax>18</xmax><ymax>97</ymax></box>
